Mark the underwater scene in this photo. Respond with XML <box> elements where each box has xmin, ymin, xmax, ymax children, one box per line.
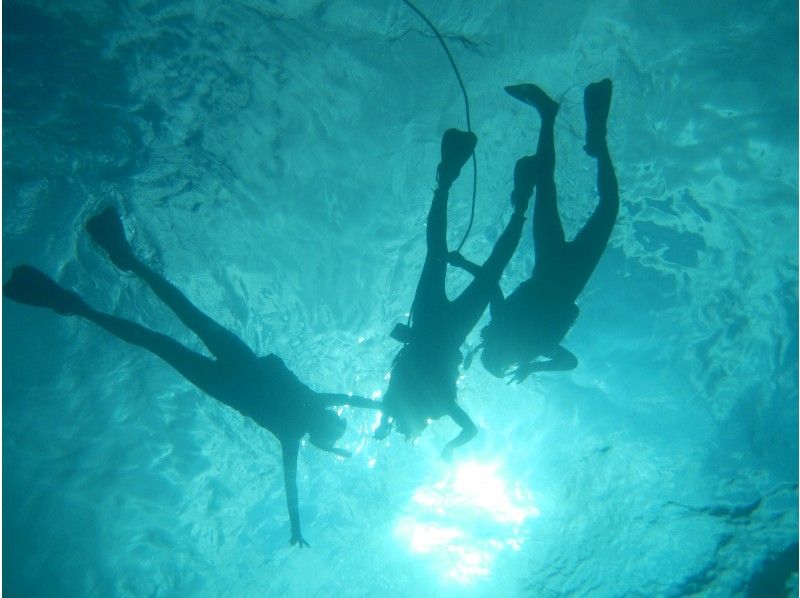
<box><xmin>2</xmin><ymin>0</ymin><xmax>798</xmax><ymax>596</ymax></box>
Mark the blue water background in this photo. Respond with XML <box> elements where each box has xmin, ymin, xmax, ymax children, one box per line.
<box><xmin>3</xmin><ymin>1</ymin><xmax>798</xmax><ymax>596</ymax></box>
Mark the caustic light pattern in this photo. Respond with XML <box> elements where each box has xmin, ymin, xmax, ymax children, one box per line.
<box><xmin>2</xmin><ymin>0</ymin><xmax>797</xmax><ymax>596</ymax></box>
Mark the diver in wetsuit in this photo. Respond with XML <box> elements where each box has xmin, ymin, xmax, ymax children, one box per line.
<box><xmin>3</xmin><ymin>208</ymin><xmax>380</xmax><ymax>547</ymax></box>
<box><xmin>450</xmin><ymin>80</ymin><xmax>619</xmax><ymax>383</ymax></box>
<box><xmin>374</xmin><ymin>125</ymin><xmax>538</xmax><ymax>459</ymax></box>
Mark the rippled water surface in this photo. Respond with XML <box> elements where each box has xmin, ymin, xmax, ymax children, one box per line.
<box><xmin>3</xmin><ymin>1</ymin><xmax>797</xmax><ymax>596</ymax></box>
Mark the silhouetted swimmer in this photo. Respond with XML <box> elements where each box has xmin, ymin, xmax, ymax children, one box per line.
<box><xmin>451</xmin><ymin>80</ymin><xmax>619</xmax><ymax>383</ymax></box>
<box><xmin>375</xmin><ymin>126</ymin><xmax>538</xmax><ymax>458</ymax></box>
<box><xmin>3</xmin><ymin>208</ymin><xmax>380</xmax><ymax>547</ymax></box>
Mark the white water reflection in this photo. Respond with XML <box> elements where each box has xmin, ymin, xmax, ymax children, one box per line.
<box><xmin>394</xmin><ymin>460</ymin><xmax>540</xmax><ymax>585</ymax></box>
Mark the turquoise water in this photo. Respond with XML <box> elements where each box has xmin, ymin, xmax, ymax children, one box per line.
<box><xmin>3</xmin><ymin>1</ymin><xmax>797</xmax><ymax>596</ymax></box>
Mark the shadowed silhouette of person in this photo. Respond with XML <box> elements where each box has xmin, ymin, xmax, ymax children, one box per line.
<box><xmin>3</xmin><ymin>208</ymin><xmax>380</xmax><ymax>547</ymax></box>
<box><xmin>450</xmin><ymin>80</ymin><xmax>619</xmax><ymax>383</ymax></box>
<box><xmin>374</xmin><ymin>122</ymin><xmax>539</xmax><ymax>459</ymax></box>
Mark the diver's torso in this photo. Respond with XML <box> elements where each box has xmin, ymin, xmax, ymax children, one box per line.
<box><xmin>211</xmin><ymin>353</ymin><xmax>312</xmax><ymax>439</ymax></box>
<box><xmin>384</xmin><ymin>340</ymin><xmax>462</xmax><ymax>422</ymax></box>
<box><xmin>491</xmin><ymin>277</ymin><xmax>579</xmax><ymax>359</ymax></box>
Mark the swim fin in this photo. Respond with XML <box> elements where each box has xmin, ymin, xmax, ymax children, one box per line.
<box><xmin>438</xmin><ymin>129</ymin><xmax>477</xmax><ymax>184</ymax></box>
<box><xmin>3</xmin><ymin>266</ymin><xmax>89</xmax><ymax>315</ymax></box>
<box><xmin>390</xmin><ymin>323</ymin><xmax>415</xmax><ymax>344</ymax></box>
<box><xmin>583</xmin><ymin>79</ymin><xmax>612</xmax><ymax>157</ymax></box>
<box><xmin>504</xmin><ymin>83</ymin><xmax>559</xmax><ymax>120</ymax></box>
<box><xmin>86</xmin><ymin>208</ymin><xmax>136</xmax><ymax>271</ymax></box>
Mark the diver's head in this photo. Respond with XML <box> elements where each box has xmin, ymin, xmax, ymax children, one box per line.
<box><xmin>308</xmin><ymin>408</ymin><xmax>347</xmax><ymax>450</ymax></box>
<box><xmin>382</xmin><ymin>385</ymin><xmax>430</xmax><ymax>440</ymax></box>
<box><xmin>394</xmin><ymin>408</ymin><xmax>429</xmax><ymax>440</ymax></box>
<box><xmin>479</xmin><ymin>324</ymin><xmax>513</xmax><ymax>378</ymax></box>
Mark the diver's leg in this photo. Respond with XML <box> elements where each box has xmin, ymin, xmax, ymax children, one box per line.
<box><xmin>83</xmin><ymin>309</ymin><xmax>225</xmax><ymax>396</ymax></box>
<box><xmin>87</xmin><ymin>208</ymin><xmax>256</xmax><ymax>363</ymax></box>
<box><xmin>530</xmin><ymin>95</ymin><xmax>565</xmax><ymax>271</ymax></box>
<box><xmin>450</xmin><ymin>210</ymin><xmax>526</xmax><ymax>339</ymax></box>
<box><xmin>564</xmin><ymin>80</ymin><xmax>618</xmax><ymax>298</ymax></box>
<box><xmin>505</xmin><ymin>84</ymin><xmax>565</xmax><ymax>270</ymax></box>
<box><xmin>3</xmin><ymin>266</ymin><xmax>223</xmax><ymax>395</ymax></box>
<box><xmin>449</xmin><ymin>152</ymin><xmax>536</xmax><ymax>338</ymax></box>
<box><xmin>565</xmin><ymin>145</ymin><xmax>619</xmax><ymax>298</ymax></box>
<box><xmin>412</xmin><ymin>130</ymin><xmax>476</xmax><ymax>321</ymax></box>
<box><xmin>129</xmin><ymin>261</ymin><xmax>256</xmax><ymax>362</ymax></box>
<box><xmin>412</xmin><ymin>187</ymin><xmax>448</xmax><ymax>319</ymax></box>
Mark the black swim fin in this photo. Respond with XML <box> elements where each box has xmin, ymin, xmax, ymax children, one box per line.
<box><xmin>86</xmin><ymin>208</ymin><xmax>136</xmax><ymax>271</ymax></box>
<box><xmin>504</xmin><ymin>83</ymin><xmax>559</xmax><ymax>121</ymax></box>
<box><xmin>3</xmin><ymin>266</ymin><xmax>88</xmax><ymax>315</ymax></box>
<box><xmin>438</xmin><ymin>129</ymin><xmax>477</xmax><ymax>184</ymax></box>
<box><xmin>583</xmin><ymin>79</ymin><xmax>612</xmax><ymax>157</ymax></box>
<box><xmin>390</xmin><ymin>323</ymin><xmax>415</xmax><ymax>344</ymax></box>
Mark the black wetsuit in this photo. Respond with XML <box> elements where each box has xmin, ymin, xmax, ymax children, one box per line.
<box><xmin>480</xmin><ymin>98</ymin><xmax>619</xmax><ymax>378</ymax></box>
<box><xmin>382</xmin><ymin>165</ymin><xmax>530</xmax><ymax>442</ymax></box>
<box><xmin>3</xmin><ymin>222</ymin><xmax>375</xmax><ymax>547</ymax></box>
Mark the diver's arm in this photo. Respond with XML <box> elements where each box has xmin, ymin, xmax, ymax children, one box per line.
<box><xmin>447</xmin><ymin>251</ymin><xmax>481</xmax><ymax>276</ymax></box>
<box><xmin>541</xmin><ymin>345</ymin><xmax>578</xmax><ymax>371</ymax></box>
<box><xmin>510</xmin><ymin>346</ymin><xmax>578</xmax><ymax>383</ymax></box>
<box><xmin>281</xmin><ymin>438</ymin><xmax>309</xmax><ymax>548</ymax></box>
<box><xmin>447</xmin><ymin>251</ymin><xmax>505</xmax><ymax>314</ymax></box>
<box><xmin>488</xmin><ymin>285</ymin><xmax>505</xmax><ymax>318</ymax></box>
<box><xmin>313</xmin><ymin>444</ymin><xmax>352</xmax><ymax>458</ymax></box>
<box><xmin>317</xmin><ymin>393</ymin><xmax>382</xmax><ymax>410</ymax></box>
<box><xmin>441</xmin><ymin>404</ymin><xmax>478</xmax><ymax>461</ymax></box>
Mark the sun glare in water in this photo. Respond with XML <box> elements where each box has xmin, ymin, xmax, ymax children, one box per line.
<box><xmin>394</xmin><ymin>460</ymin><xmax>540</xmax><ymax>585</ymax></box>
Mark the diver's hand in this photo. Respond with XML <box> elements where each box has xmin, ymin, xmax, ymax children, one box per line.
<box><xmin>447</xmin><ymin>251</ymin><xmax>467</xmax><ymax>268</ymax></box>
<box><xmin>374</xmin><ymin>420</ymin><xmax>393</xmax><ymax>440</ymax></box>
<box><xmin>441</xmin><ymin>443</ymin><xmax>454</xmax><ymax>462</ymax></box>
<box><xmin>290</xmin><ymin>530</ymin><xmax>311</xmax><ymax>548</ymax></box>
<box><xmin>447</xmin><ymin>251</ymin><xmax>481</xmax><ymax>277</ymax></box>
<box><xmin>508</xmin><ymin>362</ymin><xmax>535</xmax><ymax>384</ymax></box>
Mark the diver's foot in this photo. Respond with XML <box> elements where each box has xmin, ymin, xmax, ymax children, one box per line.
<box><xmin>505</xmin><ymin>84</ymin><xmax>559</xmax><ymax>121</ymax></box>
<box><xmin>3</xmin><ymin>266</ymin><xmax>89</xmax><ymax>315</ymax></box>
<box><xmin>373</xmin><ymin>419</ymin><xmax>393</xmax><ymax>440</ymax></box>
<box><xmin>512</xmin><ymin>155</ymin><xmax>538</xmax><ymax>210</ymax></box>
<box><xmin>583</xmin><ymin>78</ymin><xmax>612</xmax><ymax>157</ymax></box>
<box><xmin>86</xmin><ymin>208</ymin><xmax>136</xmax><ymax>272</ymax></box>
<box><xmin>438</xmin><ymin>129</ymin><xmax>477</xmax><ymax>187</ymax></box>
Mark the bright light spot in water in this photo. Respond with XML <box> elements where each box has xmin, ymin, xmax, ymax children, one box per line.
<box><xmin>370</xmin><ymin>411</ymin><xmax>383</xmax><ymax>433</ymax></box>
<box><xmin>371</xmin><ymin>390</ymin><xmax>382</xmax><ymax>399</ymax></box>
<box><xmin>357</xmin><ymin>335</ymin><xmax>365</xmax><ymax>344</ymax></box>
<box><xmin>394</xmin><ymin>460</ymin><xmax>539</xmax><ymax>585</ymax></box>
<box><xmin>352</xmin><ymin>437</ymin><xmax>366</xmax><ymax>455</ymax></box>
<box><xmin>413</xmin><ymin>461</ymin><xmax>538</xmax><ymax>525</ymax></box>
<box><xmin>397</xmin><ymin>521</ymin><xmax>462</xmax><ymax>553</ymax></box>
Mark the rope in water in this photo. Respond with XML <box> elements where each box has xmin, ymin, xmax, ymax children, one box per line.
<box><xmin>399</xmin><ymin>0</ymin><xmax>477</xmax><ymax>252</ymax></box>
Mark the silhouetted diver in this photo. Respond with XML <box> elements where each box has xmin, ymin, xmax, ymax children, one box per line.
<box><xmin>451</xmin><ymin>80</ymin><xmax>619</xmax><ymax>382</ymax></box>
<box><xmin>3</xmin><ymin>208</ymin><xmax>380</xmax><ymax>547</ymax></box>
<box><xmin>375</xmin><ymin>127</ymin><xmax>538</xmax><ymax>458</ymax></box>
